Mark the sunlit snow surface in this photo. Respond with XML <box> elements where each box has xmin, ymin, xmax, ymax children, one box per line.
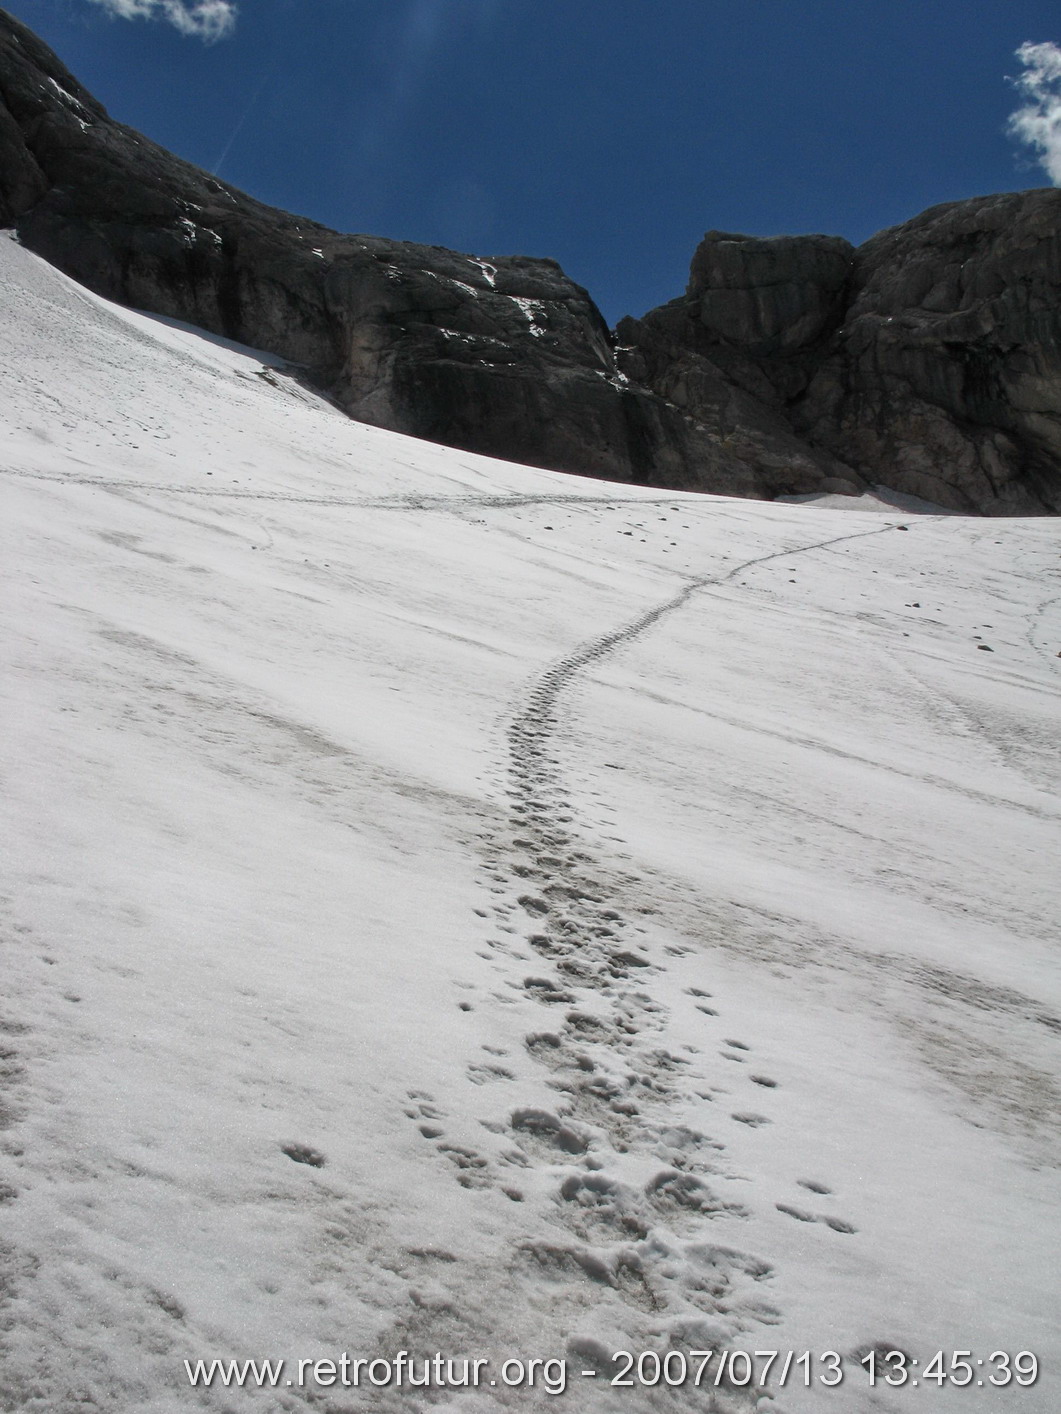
<box><xmin>1</xmin><ymin>232</ymin><xmax>1059</xmax><ymax>1413</ymax></box>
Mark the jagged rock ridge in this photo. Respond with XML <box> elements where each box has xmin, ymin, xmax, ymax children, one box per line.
<box><xmin>1</xmin><ymin>7</ymin><xmax>1059</xmax><ymax>513</ymax></box>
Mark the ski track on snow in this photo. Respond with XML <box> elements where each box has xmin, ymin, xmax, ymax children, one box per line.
<box><xmin>0</xmin><ymin>464</ymin><xmax>685</xmax><ymax>514</ymax></box>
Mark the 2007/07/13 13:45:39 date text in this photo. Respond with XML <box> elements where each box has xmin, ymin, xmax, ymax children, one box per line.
<box><xmin>600</xmin><ymin>1348</ymin><xmax>1039</xmax><ymax>1389</ymax></box>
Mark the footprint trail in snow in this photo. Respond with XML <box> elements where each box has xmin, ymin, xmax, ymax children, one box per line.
<box><xmin>407</xmin><ymin>524</ymin><xmax>908</xmax><ymax>1408</ymax></box>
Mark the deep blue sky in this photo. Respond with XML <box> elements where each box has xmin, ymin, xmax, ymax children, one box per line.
<box><xmin>5</xmin><ymin>0</ymin><xmax>1060</xmax><ymax>323</ymax></box>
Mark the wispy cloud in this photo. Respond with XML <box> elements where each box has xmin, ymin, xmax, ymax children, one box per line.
<box><xmin>1008</xmin><ymin>41</ymin><xmax>1061</xmax><ymax>185</ymax></box>
<box><xmin>88</xmin><ymin>0</ymin><xmax>237</xmax><ymax>43</ymax></box>
<box><xmin>389</xmin><ymin>0</ymin><xmax>497</xmax><ymax>107</ymax></box>
<box><xmin>361</xmin><ymin>0</ymin><xmax>498</xmax><ymax>153</ymax></box>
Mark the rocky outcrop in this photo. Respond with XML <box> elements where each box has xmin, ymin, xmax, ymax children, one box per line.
<box><xmin>1</xmin><ymin>7</ymin><xmax>1059</xmax><ymax>512</ymax></box>
<box><xmin>621</xmin><ymin>202</ymin><xmax>1061</xmax><ymax>514</ymax></box>
<box><xmin>615</xmin><ymin>231</ymin><xmax>864</xmax><ymax>501</ymax></box>
<box><xmin>799</xmin><ymin>192</ymin><xmax>1061</xmax><ymax>513</ymax></box>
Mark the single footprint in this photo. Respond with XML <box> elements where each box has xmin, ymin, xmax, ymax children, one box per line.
<box><xmin>559</xmin><ymin>1172</ymin><xmax>649</xmax><ymax>1240</ymax></box>
<box><xmin>406</xmin><ymin>1095</ymin><xmax>443</xmax><ymax>1132</ymax></box>
<box><xmin>281</xmin><ymin>1142</ymin><xmax>326</xmax><ymax>1168</ymax></box>
<box><xmin>732</xmin><ymin>1112</ymin><xmax>771</xmax><ymax>1127</ymax></box>
<box><xmin>776</xmin><ymin>1203</ymin><xmax>817</xmax><ymax>1223</ymax></box>
<box><xmin>511</xmin><ymin>1107</ymin><xmax>589</xmax><ymax>1155</ymax></box>
<box><xmin>822</xmin><ymin>1216</ymin><xmax>857</xmax><ymax>1233</ymax></box>
<box><xmin>798</xmin><ymin>1178</ymin><xmax>832</xmax><ymax>1195</ymax></box>
<box><xmin>750</xmin><ymin>1075</ymin><xmax>778</xmax><ymax>1088</ymax></box>
<box><xmin>467</xmin><ymin>1063</ymin><xmax>514</xmax><ymax>1085</ymax></box>
<box><xmin>438</xmin><ymin>1144</ymin><xmax>492</xmax><ymax>1189</ymax></box>
<box><xmin>524</xmin><ymin>976</ymin><xmax>574</xmax><ymax>1005</ymax></box>
<box><xmin>646</xmin><ymin>1169</ymin><xmax>731</xmax><ymax>1217</ymax></box>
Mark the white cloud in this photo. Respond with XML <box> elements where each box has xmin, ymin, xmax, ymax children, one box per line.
<box><xmin>88</xmin><ymin>0</ymin><xmax>237</xmax><ymax>43</ymax></box>
<box><xmin>1008</xmin><ymin>40</ymin><xmax>1061</xmax><ymax>185</ymax></box>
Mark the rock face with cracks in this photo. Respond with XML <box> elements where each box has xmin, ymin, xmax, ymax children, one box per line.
<box><xmin>1</xmin><ymin>7</ymin><xmax>1059</xmax><ymax>513</ymax></box>
<box><xmin>801</xmin><ymin>192</ymin><xmax>1061</xmax><ymax>513</ymax></box>
<box><xmin>623</xmin><ymin>205</ymin><xmax>1061</xmax><ymax>513</ymax></box>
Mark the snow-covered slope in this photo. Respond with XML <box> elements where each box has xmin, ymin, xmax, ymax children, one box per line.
<box><xmin>1</xmin><ymin>231</ymin><xmax>1059</xmax><ymax>1413</ymax></box>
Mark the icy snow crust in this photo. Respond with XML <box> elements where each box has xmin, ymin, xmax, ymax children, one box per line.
<box><xmin>1</xmin><ymin>234</ymin><xmax>1059</xmax><ymax>1412</ymax></box>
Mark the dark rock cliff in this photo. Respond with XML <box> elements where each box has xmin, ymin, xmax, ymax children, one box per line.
<box><xmin>2</xmin><ymin>8</ymin><xmax>1059</xmax><ymax>512</ymax></box>
<box><xmin>800</xmin><ymin>193</ymin><xmax>1061</xmax><ymax>513</ymax></box>
<box><xmin>623</xmin><ymin>204</ymin><xmax>1061</xmax><ymax>512</ymax></box>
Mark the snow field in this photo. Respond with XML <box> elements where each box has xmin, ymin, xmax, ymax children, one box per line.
<box><xmin>1</xmin><ymin>234</ymin><xmax>1059</xmax><ymax>1411</ymax></box>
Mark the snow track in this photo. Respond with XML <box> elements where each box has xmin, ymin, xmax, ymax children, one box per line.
<box><xmin>0</xmin><ymin>462</ymin><xmax>685</xmax><ymax>514</ymax></box>
<box><xmin>397</xmin><ymin>526</ymin><xmax>913</xmax><ymax>1399</ymax></box>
